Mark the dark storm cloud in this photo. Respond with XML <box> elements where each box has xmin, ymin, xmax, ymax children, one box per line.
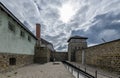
<box><xmin>1</xmin><ymin>0</ymin><xmax>120</xmax><ymax>51</ymax></box>
<box><xmin>71</xmin><ymin>12</ymin><xmax>120</xmax><ymax>46</ymax></box>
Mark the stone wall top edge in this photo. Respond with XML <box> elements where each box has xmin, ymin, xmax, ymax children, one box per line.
<box><xmin>0</xmin><ymin>52</ymin><xmax>34</xmax><ymax>55</ymax></box>
<box><xmin>55</xmin><ymin>51</ymin><xmax>68</xmax><ymax>53</ymax></box>
<box><xmin>87</xmin><ymin>39</ymin><xmax>120</xmax><ymax>49</ymax></box>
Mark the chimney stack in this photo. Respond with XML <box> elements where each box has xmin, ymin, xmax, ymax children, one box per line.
<box><xmin>36</xmin><ymin>23</ymin><xmax>41</xmax><ymax>40</ymax></box>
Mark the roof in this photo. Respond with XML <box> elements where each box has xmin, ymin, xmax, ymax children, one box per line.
<box><xmin>41</xmin><ymin>38</ymin><xmax>52</xmax><ymax>45</ymax></box>
<box><xmin>0</xmin><ymin>2</ymin><xmax>37</xmax><ymax>40</ymax></box>
<box><xmin>67</xmin><ymin>36</ymin><xmax>88</xmax><ymax>42</ymax></box>
<box><xmin>41</xmin><ymin>38</ymin><xmax>54</xmax><ymax>51</ymax></box>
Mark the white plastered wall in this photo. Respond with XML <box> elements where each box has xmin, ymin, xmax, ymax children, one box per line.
<box><xmin>0</xmin><ymin>9</ymin><xmax>36</xmax><ymax>55</ymax></box>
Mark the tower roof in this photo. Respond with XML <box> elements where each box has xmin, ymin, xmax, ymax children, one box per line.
<box><xmin>67</xmin><ymin>36</ymin><xmax>88</xmax><ymax>42</ymax></box>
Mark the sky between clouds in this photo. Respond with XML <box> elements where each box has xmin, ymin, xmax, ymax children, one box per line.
<box><xmin>0</xmin><ymin>0</ymin><xmax>120</xmax><ymax>51</ymax></box>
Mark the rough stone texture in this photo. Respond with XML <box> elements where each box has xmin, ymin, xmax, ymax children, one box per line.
<box><xmin>76</xmin><ymin>39</ymin><xmax>120</xmax><ymax>74</ymax></box>
<box><xmin>75</xmin><ymin>50</ymin><xmax>82</xmax><ymax>63</ymax></box>
<box><xmin>0</xmin><ymin>53</ymin><xmax>33</xmax><ymax>73</ymax></box>
<box><xmin>34</xmin><ymin>46</ymin><xmax>51</xmax><ymax>64</ymax></box>
<box><xmin>68</xmin><ymin>38</ymin><xmax>87</xmax><ymax>62</ymax></box>
<box><xmin>52</xmin><ymin>52</ymin><xmax>68</xmax><ymax>61</ymax></box>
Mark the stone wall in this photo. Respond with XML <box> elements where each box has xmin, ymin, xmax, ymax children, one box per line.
<box><xmin>75</xmin><ymin>50</ymin><xmax>82</xmax><ymax>63</ymax></box>
<box><xmin>53</xmin><ymin>52</ymin><xmax>68</xmax><ymax>61</ymax></box>
<box><xmin>0</xmin><ymin>53</ymin><xmax>33</xmax><ymax>73</ymax></box>
<box><xmin>34</xmin><ymin>46</ymin><xmax>51</xmax><ymax>64</ymax></box>
<box><xmin>76</xmin><ymin>39</ymin><xmax>120</xmax><ymax>74</ymax></box>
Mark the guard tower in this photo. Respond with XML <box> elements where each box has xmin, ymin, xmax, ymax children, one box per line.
<box><xmin>67</xmin><ymin>36</ymin><xmax>88</xmax><ymax>62</ymax></box>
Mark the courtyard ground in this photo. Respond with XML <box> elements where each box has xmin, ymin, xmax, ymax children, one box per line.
<box><xmin>0</xmin><ymin>62</ymin><xmax>75</xmax><ymax>78</ymax></box>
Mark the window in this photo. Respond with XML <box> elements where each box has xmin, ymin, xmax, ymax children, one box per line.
<box><xmin>0</xmin><ymin>20</ymin><xmax>1</xmax><ymax>26</ymax></box>
<box><xmin>20</xmin><ymin>30</ymin><xmax>25</xmax><ymax>37</ymax></box>
<box><xmin>0</xmin><ymin>16</ymin><xmax>1</xmax><ymax>26</ymax></box>
<box><xmin>8</xmin><ymin>22</ymin><xmax>15</xmax><ymax>32</ymax></box>
<box><xmin>28</xmin><ymin>36</ymin><xmax>31</xmax><ymax>42</ymax></box>
<box><xmin>9</xmin><ymin>58</ymin><xmax>16</xmax><ymax>65</ymax></box>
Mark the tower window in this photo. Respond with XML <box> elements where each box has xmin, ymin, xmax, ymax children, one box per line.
<box><xmin>9</xmin><ymin>58</ymin><xmax>16</xmax><ymax>65</ymax></box>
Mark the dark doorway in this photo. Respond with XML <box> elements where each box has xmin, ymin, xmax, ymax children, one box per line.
<box><xmin>9</xmin><ymin>58</ymin><xmax>16</xmax><ymax>65</ymax></box>
<box><xmin>71</xmin><ymin>50</ymin><xmax>76</xmax><ymax>62</ymax></box>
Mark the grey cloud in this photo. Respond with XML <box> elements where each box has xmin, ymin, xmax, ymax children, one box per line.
<box><xmin>71</xmin><ymin>12</ymin><xmax>120</xmax><ymax>46</ymax></box>
<box><xmin>44</xmin><ymin>33</ymin><xmax>66</xmax><ymax>42</ymax></box>
<box><xmin>57</xmin><ymin>45</ymin><xmax>67</xmax><ymax>51</ymax></box>
<box><xmin>1</xmin><ymin>0</ymin><xmax>120</xmax><ymax>51</ymax></box>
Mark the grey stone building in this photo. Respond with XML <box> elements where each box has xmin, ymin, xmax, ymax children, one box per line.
<box><xmin>68</xmin><ymin>35</ymin><xmax>120</xmax><ymax>74</ymax></box>
<box><xmin>0</xmin><ymin>2</ymin><xmax>37</xmax><ymax>72</ymax></box>
<box><xmin>67</xmin><ymin>36</ymin><xmax>88</xmax><ymax>62</ymax></box>
<box><xmin>0</xmin><ymin>2</ymin><xmax>54</xmax><ymax>72</ymax></box>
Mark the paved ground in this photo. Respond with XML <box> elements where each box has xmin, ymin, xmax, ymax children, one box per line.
<box><xmin>69</xmin><ymin>62</ymin><xmax>120</xmax><ymax>78</ymax></box>
<box><xmin>0</xmin><ymin>62</ymin><xmax>75</xmax><ymax>78</ymax></box>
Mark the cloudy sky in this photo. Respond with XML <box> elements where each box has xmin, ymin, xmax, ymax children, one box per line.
<box><xmin>0</xmin><ymin>0</ymin><xmax>120</xmax><ymax>51</ymax></box>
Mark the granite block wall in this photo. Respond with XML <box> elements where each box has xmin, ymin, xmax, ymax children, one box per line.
<box><xmin>53</xmin><ymin>52</ymin><xmax>68</xmax><ymax>61</ymax></box>
<box><xmin>86</xmin><ymin>39</ymin><xmax>120</xmax><ymax>74</ymax></box>
<box><xmin>34</xmin><ymin>47</ymin><xmax>51</xmax><ymax>64</ymax></box>
<box><xmin>75</xmin><ymin>50</ymin><xmax>82</xmax><ymax>63</ymax></box>
<box><xmin>75</xmin><ymin>39</ymin><xmax>120</xmax><ymax>74</ymax></box>
<box><xmin>0</xmin><ymin>53</ymin><xmax>33</xmax><ymax>73</ymax></box>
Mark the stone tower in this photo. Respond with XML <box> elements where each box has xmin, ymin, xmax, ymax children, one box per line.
<box><xmin>67</xmin><ymin>36</ymin><xmax>88</xmax><ymax>62</ymax></box>
<box><xmin>34</xmin><ymin>24</ymin><xmax>53</xmax><ymax>64</ymax></box>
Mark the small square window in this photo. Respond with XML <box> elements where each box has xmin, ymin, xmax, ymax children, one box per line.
<box><xmin>20</xmin><ymin>31</ymin><xmax>25</xmax><ymax>37</ymax></box>
<box><xmin>8</xmin><ymin>22</ymin><xmax>15</xmax><ymax>32</ymax></box>
<box><xmin>28</xmin><ymin>36</ymin><xmax>31</xmax><ymax>42</ymax></box>
<box><xmin>9</xmin><ymin>58</ymin><xmax>16</xmax><ymax>65</ymax></box>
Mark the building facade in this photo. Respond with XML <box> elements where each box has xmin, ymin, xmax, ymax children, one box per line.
<box><xmin>67</xmin><ymin>36</ymin><xmax>88</xmax><ymax>62</ymax></box>
<box><xmin>0</xmin><ymin>3</ymin><xmax>37</xmax><ymax>72</ymax></box>
<box><xmin>68</xmin><ymin>35</ymin><xmax>120</xmax><ymax>74</ymax></box>
<box><xmin>0</xmin><ymin>2</ymin><xmax>55</xmax><ymax>72</ymax></box>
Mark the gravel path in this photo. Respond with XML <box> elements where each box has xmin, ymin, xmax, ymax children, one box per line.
<box><xmin>0</xmin><ymin>62</ymin><xmax>75</xmax><ymax>78</ymax></box>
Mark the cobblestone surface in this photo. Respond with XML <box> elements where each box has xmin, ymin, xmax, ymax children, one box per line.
<box><xmin>0</xmin><ymin>62</ymin><xmax>75</xmax><ymax>78</ymax></box>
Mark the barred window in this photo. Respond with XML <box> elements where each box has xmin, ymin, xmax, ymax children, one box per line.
<box><xmin>20</xmin><ymin>30</ymin><xmax>25</xmax><ymax>37</ymax></box>
<box><xmin>8</xmin><ymin>22</ymin><xmax>15</xmax><ymax>32</ymax></box>
<box><xmin>0</xmin><ymin>11</ymin><xmax>1</xmax><ymax>26</ymax></box>
<box><xmin>9</xmin><ymin>58</ymin><xmax>16</xmax><ymax>65</ymax></box>
<box><xmin>28</xmin><ymin>36</ymin><xmax>31</xmax><ymax>42</ymax></box>
<box><xmin>0</xmin><ymin>19</ymin><xmax>1</xmax><ymax>26</ymax></box>
<box><xmin>0</xmin><ymin>17</ymin><xmax>1</xmax><ymax>26</ymax></box>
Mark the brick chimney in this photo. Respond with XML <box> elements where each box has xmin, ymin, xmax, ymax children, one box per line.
<box><xmin>36</xmin><ymin>23</ymin><xmax>41</xmax><ymax>40</ymax></box>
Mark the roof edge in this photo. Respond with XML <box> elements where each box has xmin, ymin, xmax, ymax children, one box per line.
<box><xmin>67</xmin><ymin>36</ymin><xmax>88</xmax><ymax>42</ymax></box>
<box><xmin>0</xmin><ymin>2</ymin><xmax>37</xmax><ymax>40</ymax></box>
